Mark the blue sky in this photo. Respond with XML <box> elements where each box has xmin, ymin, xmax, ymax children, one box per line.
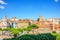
<box><xmin>0</xmin><ymin>0</ymin><xmax>60</xmax><ymax>20</ymax></box>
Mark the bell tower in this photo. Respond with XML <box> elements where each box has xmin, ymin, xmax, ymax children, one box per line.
<box><xmin>39</xmin><ymin>16</ymin><xmax>43</xmax><ymax>22</ymax></box>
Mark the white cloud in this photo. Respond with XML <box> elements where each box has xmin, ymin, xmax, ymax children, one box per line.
<box><xmin>0</xmin><ymin>0</ymin><xmax>7</xmax><ymax>9</ymax></box>
<box><xmin>0</xmin><ymin>0</ymin><xmax>7</xmax><ymax>4</ymax></box>
<box><xmin>0</xmin><ymin>6</ymin><xmax>4</xmax><ymax>9</ymax></box>
<box><xmin>55</xmin><ymin>0</ymin><xmax>58</xmax><ymax>2</ymax></box>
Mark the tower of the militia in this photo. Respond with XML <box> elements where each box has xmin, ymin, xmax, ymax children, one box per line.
<box><xmin>39</xmin><ymin>16</ymin><xmax>43</xmax><ymax>22</ymax></box>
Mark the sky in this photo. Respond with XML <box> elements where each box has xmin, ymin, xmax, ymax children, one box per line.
<box><xmin>0</xmin><ymin>0</ymin><xmax>60</xmax><ymax>20</ymax></box>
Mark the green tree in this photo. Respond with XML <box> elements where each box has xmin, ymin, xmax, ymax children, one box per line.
<box><xmin>0</xmin><ymin>28</ymin><xmax>2</xmax><ymax>30</ymax></box>
<box><xmin>17</xmin><ymin>28</ymin><xmax>23</xmax><ymax>32</ymax></box>
<box><xmin>23</xmin><ymin>27</ymin><xmax>32</xmax><ymax>31</ymax></box>
<box><xmin>27</xmin><ymin>24</ymin><xmax>38</xmax><ymax>34</ymax></box>
<box><xmin>28</xmin><ymin>24</ymin><xmax>38</xmax><ymax>29</ymax></box>
<box><xmin>3</xmin><ymin>33</ymin><xmax>56</xmax><ymax>40</ymax></box>
<box><xmin>0</xmin><ymin>28</ymin><xmax>2</xmax><ymax>35</ymax></box>
<box><xmin>10</xmin><ymin>28</ymin><xmax>20</xmax><ymax>37</ymax></box>
<box><xmin>3</xmin><ymin>28</ymin><xmax>10</xmax><ymax>31</ymax></box>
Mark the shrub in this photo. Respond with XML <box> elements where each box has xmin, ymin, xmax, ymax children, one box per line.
<box><xmin>3</xmin><ymin>33</ymin><xmax>56</xmax><ymax>40</ymax></box>
<box><xmin>52</xmin><ymin>31</ymin><xmax>57</xmax><ymax>33</ymax></box>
